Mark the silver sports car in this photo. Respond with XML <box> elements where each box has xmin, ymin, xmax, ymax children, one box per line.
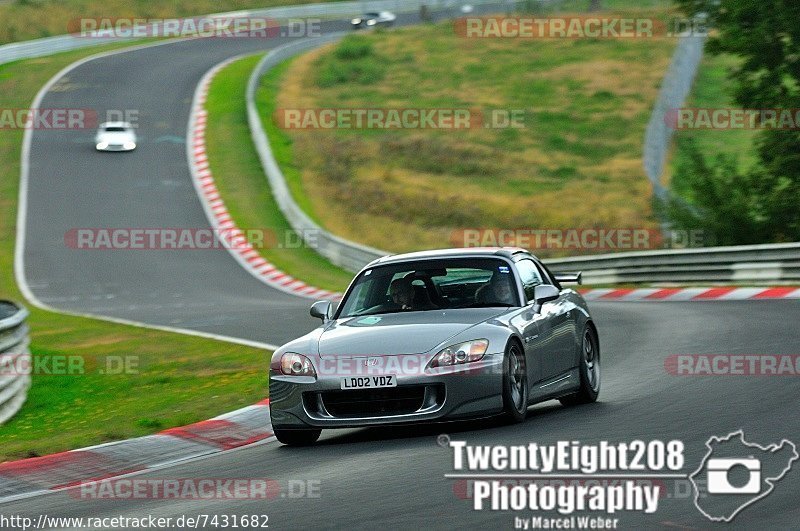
<box><xmin>268</xmin><ymin>247</ymin><xmax>600</xmax><ymax>445</ymax></box>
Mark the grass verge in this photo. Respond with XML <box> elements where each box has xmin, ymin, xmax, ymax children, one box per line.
<box><xmin>0</xmin><ymin>42</ymin><xmax>270</xmax><ymax>462</ymax></box>
<box><xmin>204</xmin><ymin>55</ymin><xmax>353</xmax><ymax>292</ymax></box>
<box><xmin>260</xmin><ymin>4</ymin><xmax>679</xmax><ymax>257</ymax></box>
<box><xmin>257</xmin><ymin>59</ymin><xmax>327</xmax><ymax>226</ymax></box>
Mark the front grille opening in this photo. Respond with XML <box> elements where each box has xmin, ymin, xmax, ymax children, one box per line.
<box><xmin>312</xmin><ymin>385</ymin><xmax>443</xmax><ymax>418</ymax></box>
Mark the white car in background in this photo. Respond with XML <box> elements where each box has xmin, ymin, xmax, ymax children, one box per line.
<box><xmin>95</xmin><ymin>121</ymin><xmax>137</xmax><ymax>152</ymax></box>
<box><xmin>351</xmin><ymin>11</ymin><xmax>396</xmax><ymax>29</ymax></box>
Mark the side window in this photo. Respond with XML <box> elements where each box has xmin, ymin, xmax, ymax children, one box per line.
<box><xmin>516</xmin><ymin>260</ymin><xmax>543</xmax><ymax>303</ymax></box>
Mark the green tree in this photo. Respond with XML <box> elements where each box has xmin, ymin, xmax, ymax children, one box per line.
<box><xmin>663</xmin><ymin>139</ymin><xmax>777</xmax><ymax>245</ymax></box>
<box><xmin>667</xmin><ymin>0</ymin><xmax>800</xmax><ymax>243</ymax></box>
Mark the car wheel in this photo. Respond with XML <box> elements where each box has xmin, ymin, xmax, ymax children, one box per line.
<box><xmin>559</xmin><ymin>325</ymin><xmax>600</xmax><ymax>406</ymax></box>
<box><xmin>502</xmin><ymin>341</ymin><xmax>528</xmax><ymax>422</ymax></box>
<box><xmin>273</xmin><ymin>427</ymin><xmax>321</xmax><ymax>446</ymax></box>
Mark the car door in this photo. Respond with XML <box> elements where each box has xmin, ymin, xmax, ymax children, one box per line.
<box><xmin>513</xmin><ymin>259</ymin><xmax>556</xmax><ymax>383</ymax></box>
<box><xmin>516</xmin><ymin>259</ymin><xmax>574</xmax><ymax>381</ymax></box>
<box><xmin>533</xmin><ymin>259</ymin><xmax>578</xmax><ymax>377</ymax></box>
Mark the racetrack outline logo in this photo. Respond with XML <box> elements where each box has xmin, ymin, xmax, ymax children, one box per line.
<box><xmin>689</xmin><ymin>430</ymin><xmax>798</xmax><ymax>522</ymax></box>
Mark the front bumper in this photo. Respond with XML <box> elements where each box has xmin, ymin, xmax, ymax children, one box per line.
<box><xmin>96</xmin><ymin>144</ymin><xmax>135</xmax><ymax>152</ymax></box>
<box><xmin>269</xmin><ymin>352</ymin><xmax>505</xmax><ymax>429</ymax></box>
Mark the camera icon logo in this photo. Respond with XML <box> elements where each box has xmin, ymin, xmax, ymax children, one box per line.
<box><xmin>706</xmin><ymin>457</ymin><xmax>761</xmax><ymax>494</ymax></box>
<box><xmin>690</xmin><ymin>431</ymin><xmax>798</xmax><ymax>522</ymax></box>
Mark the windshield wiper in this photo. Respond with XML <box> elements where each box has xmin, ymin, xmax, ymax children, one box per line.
<box><xmin>346</xmin><ymin>306</ymin><xmax>443</xmax><ymax>318</ymax></box>
<box><xmin>346</xmin><ymin>308</ymin><xmax>400</xmax><ymax>318</ymax></box>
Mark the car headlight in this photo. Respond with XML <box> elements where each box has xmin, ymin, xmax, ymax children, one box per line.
<box><xmin>96</xmin><ymin>142</ymin><xmax>108</xmax><ymax>150</ymax></box>
<box><xmin>123</xmin><ymin>141</ymin><xmax>136</xmax><ymax>150</ymax></box>
<box><xmin>429</xmin><ymin>339</ymin><xmax>489</xmax><ymax>368</ymax></box>
<box><xmin>352</xmin><ymin>18</ymin><xmax>362</xmax><ymax>24</ymax></box>
<box><xmin>367</xmin><ymin>19</ymin><xmax>376</xmax><ymax>26</ymax></box>
<box><xmin>280</xmin><ymin>352</ymin><xmax>316</xmax><ymax>376</ymax></box>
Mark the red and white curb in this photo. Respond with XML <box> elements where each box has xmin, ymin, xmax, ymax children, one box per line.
<box><xmin>186</xmin><ymin>56</ymin><xmax>340</xmax><ymax>300</ymax></box>
<box><xmin>0</xmin><ymin>399</ymin><xmax>273</xmax><ymax>503</ymax></box>
<box><xmin>579</xmin><ymin>286</ymin><xmax>800</xmax><ymax>301</ymax></box>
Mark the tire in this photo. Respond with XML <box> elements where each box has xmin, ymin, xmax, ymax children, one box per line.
<box><xmin>273</xmin><ymin>427</ymin><xmax>322</xmax><ymax>446</ymax></box>
<box><xmin>559</xmin><ymin>325</ymin><xmax>600</xmax><ymax>406</ymax></box>
<box><xmin>502</xmin><ymin>341</ymin><xmax>529</xmax><ymax>422</ymax></box>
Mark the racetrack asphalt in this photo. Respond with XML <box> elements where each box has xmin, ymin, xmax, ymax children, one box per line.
<box><xmin>10</xmin><ymin>6</ymin><xmax>800</xmax><ymax>529</ymax></box>
<box><xmin>19</xmin><ymin>6</ymin><xmax>499</xmax><ymax>346</ymax></box>
<box><xmin>2</xmin><ymin>301</ymin><xmax>799</xmax><ymax>528</ymax></box>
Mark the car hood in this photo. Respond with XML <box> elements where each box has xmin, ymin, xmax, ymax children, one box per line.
<box><xmin>318</xmin><ymin>308</ymin><xmax>506</xmax><ymax>358</ymax></box>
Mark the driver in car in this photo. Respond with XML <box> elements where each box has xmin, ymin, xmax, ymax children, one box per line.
<box><xmin>475</xmin><ymin>272</ymin><xmax>515</xmax><ymax>305</ymax></box>
<box><xmin>389</xmin><ymin>277</ymin><xmax>415</xmax><ymax>310</ymax></box>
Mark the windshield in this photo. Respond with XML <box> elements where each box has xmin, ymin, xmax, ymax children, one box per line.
<box><xmin>337</xmin><ymin>257</ymin><xmax>520</xmax><ymax>318</ymax></box>
<box><xmin>104</xmin><ymin>126</ymin><xmax>127</xmax><ymax>132</ymax></box>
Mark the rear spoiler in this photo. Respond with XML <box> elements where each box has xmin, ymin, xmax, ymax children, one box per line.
<box><xmin>553</xmin><ymin>272</ymin><xmax>582</xmax><ymax>285</ymax></box>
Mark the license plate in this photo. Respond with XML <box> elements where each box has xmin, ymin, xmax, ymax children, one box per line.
<box><xmin>340</xmin><ymin>375</ymin><xmax>396</xmax><ymax>390</ymax></box>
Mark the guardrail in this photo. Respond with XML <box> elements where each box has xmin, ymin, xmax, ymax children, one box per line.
<box><xmin>543</xmin><ymin>243</ymin><xmax>800</xmax><ymax>285</ymax></box>
<box><xmin>642</xmin><ymin>33</ymin><xmax>707</xmax><ymax>200</ymax></box>
<box><xmin>0</xmin><ymin>301</ymin><xmax>31</xmax><ymax>425</ymax></box>
<box><xmin>0</xmin><ymin>0</ymin><xmax>498</xmax><ymax>67</ymax></box>
<box><xmin>246</xmin><ymin>34</ymin><xmax>389</xmax><ymax>272</ymax></box>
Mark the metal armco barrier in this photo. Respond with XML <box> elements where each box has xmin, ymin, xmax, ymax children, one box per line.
<box><xmin>643</xmin><ymin>33</ymin><xmax>707</xmax><ymax>199</ymax></box>
<box><xmin>246</xmin><ymin>34</ymin><xmax>388</xmax><ymax>273</ymax></box>
<box><xmin>0</xmin><ymin>301</ymin><xmax>31</xmax><ymax>425</ymax></box>
<box><xmin>543</xmin><ymin>243</ymin><xmax>800</xmax><ymax>285</ymax></box>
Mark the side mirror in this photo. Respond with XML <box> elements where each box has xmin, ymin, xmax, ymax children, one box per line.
<box><xmin>534</xmin><ymin>284</ymin><xmax>560</xmax><ymax>305</ymax></box>
<box><xmin>310</xmin><ymin>300</ymin><xmax>332</xmax><ymax>322</ymax></box>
